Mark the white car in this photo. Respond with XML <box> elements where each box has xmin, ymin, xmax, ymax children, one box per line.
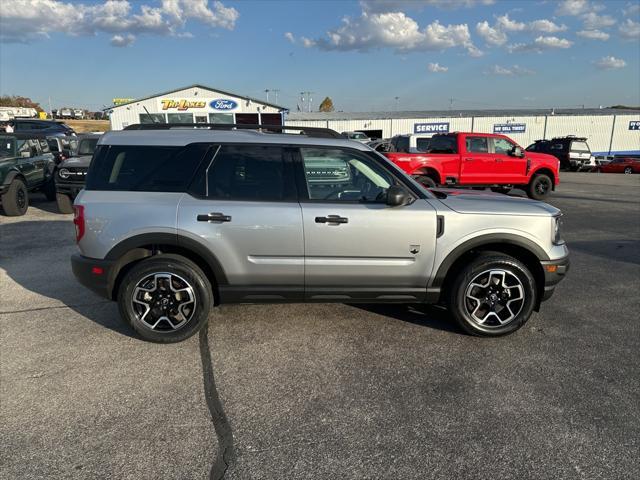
<box><xmin>342</xmin><ymin>131</ymin><xmax>371</xmax><ymax>143</ymax></box>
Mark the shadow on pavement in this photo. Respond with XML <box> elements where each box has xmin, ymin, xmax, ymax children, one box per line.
<box><xmin>353</xmin><ymin>303</ymin><xmax>464</xmax><ymax>335</ymax></box>
<box><xmin>569</xmin><ymin>239</ymin><xmax>640</xmax><ymax>265</ymax></box>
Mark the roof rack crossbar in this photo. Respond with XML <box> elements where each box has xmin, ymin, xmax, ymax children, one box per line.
<box><xmin>123</xmin><ymin>123</ymin><xmax>344</xmax><ymax>139</ymax></box>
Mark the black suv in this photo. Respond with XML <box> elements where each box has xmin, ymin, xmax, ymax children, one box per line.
<box><xmin>54</xmin><ymin>134</ymin><xmax>100</xmax><ymax>213</ymax></box>
<box><xmin>12</xmin><ymin>119</ymin><xmax>76</xmax><ymax>137</ymax></box>
<box><xmin>526</xmin><ymin>136</ymin><xmax>593</xmax><ymax>171</ymax></box>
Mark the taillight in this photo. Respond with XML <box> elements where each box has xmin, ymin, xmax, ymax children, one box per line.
<box><xmin>73</xmin><ymin>205</ymin><xmax>85</xmax><ymax>242</ymax></box>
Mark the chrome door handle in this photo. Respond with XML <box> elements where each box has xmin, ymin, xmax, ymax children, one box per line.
<box><xmin>315</xmin><ymin>215</ymin><xmax>348</xmax><ymax>224</ymax></box>
<box><xmin>197</xmin><ymin>212</ymin><xmax>232</xmax><ymax>222</ymax></box>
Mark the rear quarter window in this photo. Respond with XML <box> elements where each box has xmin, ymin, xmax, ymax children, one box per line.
<box><xmin>86</xmin><ymin>144</ymin><xmax>209</xmax><ymax>192</ymax></box>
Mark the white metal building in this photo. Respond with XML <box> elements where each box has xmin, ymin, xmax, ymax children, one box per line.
<box><xmin>286</xmin><ymin>108</ymin><xmax>640</xmax><ymax>156</ymax></box>
<box><xmin>107</xmin><ymin>84</ymin><xmax>286</xmax><ymax>131</ymax></box>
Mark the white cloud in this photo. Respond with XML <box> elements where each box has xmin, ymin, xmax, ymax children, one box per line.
<box><xmin>428</xmin><ymin>62</ymin><xmax>448</xmax><ymax>72</ymax></box>
<box><xmin>528</xmin><ymin>19</ymin><xmax>568</xmax><ymax>33</ymax></box>
<box><xmin>594</xmin><ymin>56</ymin><xmax>626</xmax><ymax>69</ymax></box>
<box><xmin>309</xmin><ymin>11</ymin><xmax>478</xmax><ymax>55</ymax></box>
<box><xmin>508</xmin><ymin>35</ymin><xmax>573</xmax><ymax>53</ymax></box>
<box><xmin>301</xmin><ymin>37</ymin><xmax>316</xmax><ymax>48</ymax></box>
<box><xmin>495</xmin><ymin>14</ymin><xmax>526</xmax><ymax>32</ymax></box>
<box><xmin>556</xmin><ymin>0</ymin><xmax>592</xmax><ymax>16</ymax></box>
<box><xmin>485</xmin><ymin>64</ymin><xmax>535</xmax><ymax>76</ymax></box>
<box><xmin>476</xmin><ymin>20</ymin><xmax>507</xmax><ymax>46</ymax></box>
<box><xmin>619</xmin><ymin>18</ymin><xmax>640</xmax><ymax>39</ymax></box>
<box><xmin>284</xmin><ymin>31</ymin><xmax>295</xmax><ymax>43</ymax></box>
<box><xmin>623</xmin><ymin>4</ymin><xmax>640</xmax><ymax>16</ymax></box>
<box><xmin>0</xmin><ymin>0</ymin><xmax>239</xmax><ymax>44</ymax></box>
<box><xmin>110</xmin><ymin>33</ymin><xmax>135</xmax><ymax>47</ymax></box>
<box><xmin>581</xmin><ymin>12</ymin><xmax>616</xmax><ymax>29</ymax></box>
<box><xmin>577</xmin><ymin>29</ymin><xmax>610</xmax><ymax>40</ymax></box>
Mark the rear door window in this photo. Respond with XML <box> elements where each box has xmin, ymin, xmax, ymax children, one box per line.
<box><xmin>466</xmin><ymin>137</ymin><xmax>489</xmax><ymax>153</ymax></box>
<box><xmin>416</xmin><ymin>138</ymin><xmax>431</xmax><ymax>152</ymax></box>
<box><xmin>428</xmin><ymin>135</ymin><xmax>458</xmax><ymax>154</ymax></box>
<box><xmin>86</xmin><ymin>144</ymin><xmax>209</xmax><ymax>191</ymax></box>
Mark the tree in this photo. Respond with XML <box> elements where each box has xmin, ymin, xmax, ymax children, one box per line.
<box><xmin>318</xmin><ymin>97</ymin><xmax>334</xmax><ymax>112</ymax></box>
<box><xmin>0</xmin><ymin>95</ymin><xmax>44</xmax><ymax>111</ymax></box>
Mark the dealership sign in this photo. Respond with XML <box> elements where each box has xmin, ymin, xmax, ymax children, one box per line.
<box><xmin>210</xmin><ymin>99</ymin><xmax>238</xmax><ymax>111</ymax></box>
<box><xmin>629</xmin><ymin>121</ymin><xmax>640</xmax><ymax>130</ymax></box>
<box><xmin>414</xmin><ymin>122</ymin><xmax>449</xmax><ymax>134</ymax></box>
<box><xmin>494</xmin><ymin>123</ymin><xmax>526</xmax><ymax>134</ymax></box>
<box><xmin>160</xmin><ymin>99</ymin><xmax>207</xmax><ymax>111</ymax></box>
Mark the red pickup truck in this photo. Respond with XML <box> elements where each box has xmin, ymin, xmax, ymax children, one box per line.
<box><xmin>384</xmin><ymin>132</ymin><xmax>560</xmax><ymax>200</ymax></box>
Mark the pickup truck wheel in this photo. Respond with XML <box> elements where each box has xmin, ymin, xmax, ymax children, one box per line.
<box><xmin>43</xmin><ymin>178</ymin><xmax>57</xmax><ymax>201</ymax></box>
<box><xmin>527</xmin><ymin>174</ymin><xmax>552</xmax><ymax>200</ymax></box>
<box><xmin>118</xmin><ymin>254</ymin><xmax>213</xmax><ymax>343</ymax></box>
<box><xmin>1</xmin><ymin>179</ymin><xmax>29</xmax><ymax>216</ymax></box>
<box><xmin>447</xmin><ymin>253</ymin><xmax>536</xmax><ymax>337</ymax></box>
<box><xmin>56</xmin><ymin>193</ymin><xmax>74</xmax><ymax>214</ymax></box>
<box><xmin>413</xmin><ymin>175</ymin><xmax>437</xmax><ymax>188</ymax></box>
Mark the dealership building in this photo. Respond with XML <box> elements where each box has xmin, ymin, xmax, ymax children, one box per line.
<box><xmin>286</xmin><ymin>108</ymin><xmax>640</xmax><ymax>156</ymax></box>
<box><xmin>107</xmin><ymin>84</ymin><xmax>286</xmax><ymax>130</ymax></box>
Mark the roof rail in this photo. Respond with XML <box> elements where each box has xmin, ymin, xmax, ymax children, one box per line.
<box><xmin>123</xmin><ymin>123</ymin><xmax>344</xmax><ymax>139</ymax></box>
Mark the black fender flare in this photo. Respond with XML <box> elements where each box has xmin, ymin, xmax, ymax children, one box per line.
<box><xmin>430</xmin><ymin>233</ymin><xmax>549</xmax><ymax>289</ymax></box>
<box><xmin>2</xmin><ymin>169</ymin><xmax>26</xmax><ymax>187</ymax></box>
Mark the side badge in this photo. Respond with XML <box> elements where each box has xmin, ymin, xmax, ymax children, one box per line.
<box><xmin>410</xmin><ymin>245</ymin><xmax>420</xmax><ymax>254</ymax></box>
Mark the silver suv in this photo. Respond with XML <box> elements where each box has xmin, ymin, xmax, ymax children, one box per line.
<box><xmin>71</xmin><ymin>124</ymin><xmax>569</xmax><ymax>343</ymax></box>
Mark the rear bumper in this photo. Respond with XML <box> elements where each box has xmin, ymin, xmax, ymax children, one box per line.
<box><xmin>540</xmin><ymin>254</ymin><xmax>570</xmax><ymax>301</ymax></box>
<box><xmin>71</xmin><ymin>254</ymin><xmax>116</xmax><ymax>300</ymax></box>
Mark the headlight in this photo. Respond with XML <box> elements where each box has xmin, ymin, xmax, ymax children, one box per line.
<box><xmin>58</xmin><ymin>168</ymin><xmax>70</xmax><ymax>179</ymax></box>
<box><xmin>553</xmin><ymin>215</ymin><xmax>563</xmax><ymax>244</ymax></box>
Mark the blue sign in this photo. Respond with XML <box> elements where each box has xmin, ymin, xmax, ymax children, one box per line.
<box><xmin>494</xmin><ymin>123</ymin><xmax>526</xmax><ymax>134</ymax></box>
<box><xmin>414</xmin><ymin>122</ymin><xmax>449</xmax><ymax>134</ymax></box>
<box><xmin>630</xmin><ymin>121</ymin><xmax>640</xmax><ymax>130</ymax></box>
<box><xmin>210</xmin><ymin>99</ymin><xmax>238</xmax><ymax>111</ymax></box>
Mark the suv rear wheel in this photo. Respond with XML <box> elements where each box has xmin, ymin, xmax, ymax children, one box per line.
<box><xmin>56</xmin><ymin>193</ymin><xmax>74</xmax><ymax>214</ymax></box>
<box><xmin>1</xmin><ymin>179</ymin><xmax>29</xmax><ymax>216</ymax></box>
<box><xmin>447</xmin><ymin>253</ymin><xmax>536</xmax><ymax>336</ymax></box>
<box><xmin>117</xmin><ymin>254</ymin><xmax>213</xmax><ymax>343</ymax></box>
<box><xmin>527</xmin><ymin>173</ymin><xmax>552</xmax><ymax>200</ymax></box>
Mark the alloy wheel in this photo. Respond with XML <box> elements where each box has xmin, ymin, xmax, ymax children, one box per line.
<box><xmin>464</xmin><ymin>269</ymin><xmax>525</xmax><ymax>327</ymax></box>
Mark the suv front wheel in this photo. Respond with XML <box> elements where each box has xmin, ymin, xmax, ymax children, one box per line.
<box><xmin>118</xmin><ymin>254</ymin><xmax>213</xmax><ymax>343</ymax></box>
<box><xmin>1</xmin><ymin>179</ymin><xmax>29</xmax><ymax>216</ymax></box>
<box><xmin>447</xmin><ymin>253</ymin><xmax>536</xmax><ymax>336</ymax></box>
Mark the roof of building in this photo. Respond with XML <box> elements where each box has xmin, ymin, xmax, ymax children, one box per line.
<box><xmin>106</xmin><ymin>84</ymin><xmax>286</xmax><ymax>111</ymax></box>
<box><xmin>287</xmin><ymin>107</ymin><xmax>640</xmax><ymax>121</ymax></box>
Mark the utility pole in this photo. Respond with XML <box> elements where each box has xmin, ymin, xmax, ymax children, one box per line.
<box><xmin>48</xmin><ymin>96</ymin><xmax>53</xmax><ymax>119</ymax></box>
<box><xmin>394</xmin><ymin>96</ymin><xmax>400</xmax><ymax>111</ymax></box>
<box><xmin>271</xmin><ymin>89</ymin><xmax>280</xmax><ymax>104</ymax></box>
<box><xmin>449</xmin><ymin>97</ymin><xmax>454</xmax><ymax>111</ymax></box>
<box><xmin>264</xmin><ymin>89</ymin><xmax>270</xmax><ymax>102</ymax></box>
<box><xmin>300</xmin><ymin>91</ymin><xmax>313</xmax><ymax>112</ymax></box>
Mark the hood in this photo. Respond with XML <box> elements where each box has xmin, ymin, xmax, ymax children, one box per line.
<box><xmin>432</xmin><ymin>189</ymin><xmax>560</xmax><ymax>217</ymax></box>
<box><xmin>60</xmin><ymin>155</ymin><xmax>92</xmax><ymax>168</ymax></box>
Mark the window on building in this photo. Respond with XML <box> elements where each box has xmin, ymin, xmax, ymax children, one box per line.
<box><xmin>206</xmin><ymin>145</ymin><xmax>292</xmax><ymax>201</ymax></box>
<box><xmin>139</xmin><ymin>113</ymin><xmax>166</xmax><ymax>124</ymax></box>
<box><xmin>167</xmin><ymin>113</ymin><xmax>194</xmax><ymax>124</ymax></box>
<box><xmin>208</xmin><ymin>113</ymin><xmax>234</xmax><ymax>124</ymax></box>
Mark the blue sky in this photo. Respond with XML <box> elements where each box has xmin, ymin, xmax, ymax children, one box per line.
<box><xmin>0</xmin><ymin>0</ymin><xmax>638</xmax><ymax>112</ymax></box>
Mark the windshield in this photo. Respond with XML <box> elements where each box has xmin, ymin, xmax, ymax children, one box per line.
<box><xmin>351</xmin><ymin>132</ymin><xmax>367</xmax><ymax>139</ymax></box>
<box><xmin>78</xmin><ymin>138</ymin><xmax>99</xmax><ymax>156</ymax></box>
<box><xmin>0</xmin><ymin>136</ymin><xmax>16</xmax><ymax>158</ymax></box>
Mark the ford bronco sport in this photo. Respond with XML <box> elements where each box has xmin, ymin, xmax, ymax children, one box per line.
<box><xmin>71</xmin><ymin>124</ymin><xmax>569</xmax><ymax>343</ymax></box>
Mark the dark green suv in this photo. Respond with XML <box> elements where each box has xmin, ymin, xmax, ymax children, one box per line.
<box><xmin>0</xmin><ymin>133</ymin><xmax>56</xmax><ymax>216</ymax></box>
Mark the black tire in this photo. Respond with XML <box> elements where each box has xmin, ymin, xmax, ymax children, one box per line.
<box><xmin>117</xmin><ymin>254</ymin><xmax>213</xmax><ymax>343</ymax></box>
<box><xmin>526</xmin><ymin>173</ymin><xmax>553</xmax><ymax>200</ymax></box>
<box><xmin>446</xmin><ymin>252</ymin><xmax>536</xmax><ymax>337</ymax></box>
<box><xmin>1</xmin><ymin>179</ymin><xmax>29</xmax><ymax>216</ymax></box>
<box><xmin>624</xmin><ymin>167</ymin><xmax>633</xmax><ymax>174</ymax></box>
<box><xmin>56</xmin><ymin>192</ymin><xmax>74</xmax><ymax>214</ymax></box>
<box><xmin>413</xmin><ymin>175</ymin><xmax>437</xmax><ymax>188</ymax></box>
<box><xmin>491</xmin><ymin>186</ymin><xmax>512</xmax><ymax>195</ymax></box>
<box><xmin>43</xmin><ymin>178</ymin><xmax>56</xmax><ymax>201</ymax></box>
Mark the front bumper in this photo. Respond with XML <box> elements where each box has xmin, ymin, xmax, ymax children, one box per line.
<box><xmin>71</xmin><ymin>254</ymin><xmax>116</xmax><ymax>300</ymax></box>
<box><xmin>540</xmin><ymin>254</ymin><xmax>570</xmax><ymax>301</ymax></box>
<box><xmin>56</xmin><ymin>181</ymin><xmax>84</xmax><ymax>198</ymax></box>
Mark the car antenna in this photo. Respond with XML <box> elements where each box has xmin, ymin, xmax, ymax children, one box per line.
<box><xmin>142</xmin><ymin>105</ymin><xmax>159</xmax><ymax>124</ymax></box>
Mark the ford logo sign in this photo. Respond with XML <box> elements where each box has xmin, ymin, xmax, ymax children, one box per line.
<box><xmin>210</xmin><ymin>99</ymin><xmax>238</xmax><ymax>111</ymax></box>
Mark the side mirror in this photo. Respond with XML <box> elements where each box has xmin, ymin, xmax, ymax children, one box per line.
<box><xmin>386</xmin><ymin>185</ymin><xmax>409</xmax><ymax>206</ymax></box>
<box><xmin>511</xmin><ymin>146</ymin><xmax>524</xmax><ymax>158</ymax></box>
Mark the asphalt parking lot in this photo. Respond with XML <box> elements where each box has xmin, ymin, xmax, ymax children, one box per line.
<box><xmin>1</xmin><ymin>173</ymin><xmax>639</xmax><ymax>480</ymax></box>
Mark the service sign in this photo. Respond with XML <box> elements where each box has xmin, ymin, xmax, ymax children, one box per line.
<box><xmin>414</xmin><ymin>122</ymin><xmax>449</xmax><ymax>134</ymax></box>
<box><xmin>159</xmin><ymin>99</ymin><xmax>207</xmax><ymax>111</ymax></box>
<box><xmin>210</xmin><ymin>99</ymin><xmax>239</xmax><ymax>111</ymax></box>
<box><xmin>494</xmin><ymin>123</ymin><xmax>526</xmax><ymax>134</ymax></box>
<box><xmin>629</xmin><ymin>121</ymin><xmax>640</xmax><ymax>130</ymax></box>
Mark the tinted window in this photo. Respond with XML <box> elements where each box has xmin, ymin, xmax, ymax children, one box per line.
<box><xmin>494</xmin><ymin>138</ymin><xmax>515</xmax><ymax>155</ymax></box>
<box><xmin>78</xmin><ymin>138</ymin><xmax>98</xmax><ymax>155</ymax></box>
<box><xmin>394</xmin><ymin>136</ymin><xmax>410</xmax><ymax>153</ymax></box>
<box><xmin>416</xmin><ymin>138</ymin><xmax>431</xmax><ymax>152</ymax></box>
<box><xmin>206</xmin><ymin>145</ymin><xmax>289</xmax><ymax>201</ymax></box>
<box><xmin>300</xmin><ymin>148</ymin><xmax>396</xmax><ymax>202</ymax></box>
<box><xmin>466</xmin><ymin>137</ymin><xmax>488</xmax><ymax>153</ymax></box>
<box><xmin>86</xmin><ymin>144</ymin><xmax>209</xmax><ymax>191</ymax></box>
<box><xmin>550</xmin><ymin>143</ymin><xmax>566</xmax><ymax>151</ymax></box>
<box><xmin>428</xmin><ymin>135</ymin><xmax>457</xmax><ymax>154</ymax></box>
<box><xmin>0</xmin><ymin>136</ymin><xmax>16</xmax><ymax>158</ymax></box>
<box><xmin>48</xmin><ymin>139</ymin><xmax>60</xmax><ymax>152</ymax></box>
